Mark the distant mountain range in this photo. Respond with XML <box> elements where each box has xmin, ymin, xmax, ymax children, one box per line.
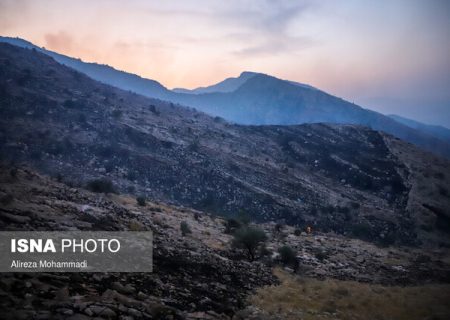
<box><xmin>1</xmin><ymin>36</ymin><xmax>449</xmax><ymax>158</ymax></box>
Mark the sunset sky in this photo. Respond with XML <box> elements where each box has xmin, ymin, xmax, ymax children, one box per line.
<box><xmin>1</xmin><ymin>0</ymin><xmax>449</xmax><ymax>126</ymax></box>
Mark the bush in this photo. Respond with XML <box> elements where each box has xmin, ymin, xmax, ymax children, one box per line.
<box><xmin>86</xmin><ymin>178</ymin><xmax>116</xmax><ymax>194</ymax></box>
<box><xmin>180</xmin><ymin>221</ymin><xmax>192</xmax><ymax>236</ymax></box>
<box><xmin>232</xmin><ymin>227</ymin><xmax>267</xmax><ymax>261</ymax></box>
<box><xmin>224</xmin><ymin>218</ymin><xmax>241</xmax><ymax>234</ymax></box>
<box><xmin>136</xmin><ymin>196</ymin><xmax>146</xmax><ymax>206</ymax></box>
<box><xmin>278</xmin><ymin>245</ymin><xmax>297</xmax><ymax>266</ymax></box>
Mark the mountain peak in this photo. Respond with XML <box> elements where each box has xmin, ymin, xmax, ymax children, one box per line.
<box><xmin>173</xmin><ymin>71</ymin><xmax>260</xmax><ymax>94</ymax></box>
<box><xmin>239</xmin><ymin>71</ymin><xmax>261</xmax><ymax>77</ymax></box>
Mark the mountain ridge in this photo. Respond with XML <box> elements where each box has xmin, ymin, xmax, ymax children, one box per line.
<box><xmin>1</xmin><ymin>36</ymin><xmax>450</xmax><ymax>158</ymax></box>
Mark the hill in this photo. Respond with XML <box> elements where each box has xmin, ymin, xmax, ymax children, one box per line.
<box><xmin>1</xmin><ymin>43</ymin><xmax>450</xmax><ymax>247</ymax></box>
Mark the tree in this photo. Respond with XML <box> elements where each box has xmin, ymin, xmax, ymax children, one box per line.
<box><xmin>232</xmin><ymin>227</ymin><xmax>267</xmax><ymax>261</ymax></box>
<box><xmin>180</xmin><ymin>221</ymin><xmax>191</xmax><ymax>236</ymax></box>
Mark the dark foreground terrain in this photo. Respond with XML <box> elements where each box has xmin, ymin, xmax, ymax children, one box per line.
<box><xmin>1</xmin><ymin>167</ymin><xmax>450</xmax><ymax>319</ymax></box>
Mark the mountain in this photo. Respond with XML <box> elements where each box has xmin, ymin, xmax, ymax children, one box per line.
<box><xmin>168</xmin><ymin>73</ymin><xmax>450</xmax><ymax>158</ymax></box>
<box><xmin>172</xmin><ymin>71</ymin><xmax>259</xmax><ymax>94</ymax></box>
<box><xmin>1</xmin><ymin>36</ymin><xmax>450</xmax><ymax>159</ymax></box>
<box><xmin>0</xmin><ymin>36</ymin><xmax>170</xmax><ymax>100</ymax></box>
<box><xmin>173</xmin><ymin>72</ymin><xmax>318</xmax><ymax>94</ymax></box>
<box><xmin>389</xmin><ymin>114</ymin><xmax>450</xmax><ymax>144</ymax></box>
<box><xmin>1</xmin><ymin>42</ymin><xmax>450</xmax><ymax>247</ymax></box>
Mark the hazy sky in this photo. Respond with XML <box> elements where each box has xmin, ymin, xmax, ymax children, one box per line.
<box><xmin>1</xmin><ymin>0</ymin><xmax>450</xmax><ymax>127</ymax></box>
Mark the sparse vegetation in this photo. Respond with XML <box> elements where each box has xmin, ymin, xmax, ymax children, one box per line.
<box><xmin>249</xmin><ymin>268</ymin><xmax>450</xmax><ymax>320</ymax></box>
<box><xmin>232</xmin><ymin>227</ymin><xmax>267</xmax><ymax>261</ymax></box>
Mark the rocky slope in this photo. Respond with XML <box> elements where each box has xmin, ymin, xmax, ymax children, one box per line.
<box><xmin>0</xmin><ymin>43</ymin><xmax>450</xmax><ymax>247</ymax></box>
<box><xmin>1</xmin><ymin>166</ymin><xmax>449</xmax><ymax>319</ymax></box>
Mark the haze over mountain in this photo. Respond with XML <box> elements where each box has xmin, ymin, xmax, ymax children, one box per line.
<box><xmin>1</xmin><ymin>36</ymin><xmax>449</xmax><ymax>159</ymax></box>
<box><xmin>388</xmin><ymin>114</ymin><xmax>450</xmax><ymax>143</ymax></box>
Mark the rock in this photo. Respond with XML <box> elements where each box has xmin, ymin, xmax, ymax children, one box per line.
<box><xmin>56</xmin><ymin>308</ymin><xmax>74</xmax><ymax>315</ymax></box>
<box><xmin>66</xmin><ymin>314</ymin><xmax>92</xmax><ymax>320</ymax></box>
<box><xmin>127</xmin><ymin>308</ymin><xmax>142</xmax><ymax>317</ymax></box>
<box><xmin>85</xmin><ymin>305</ymin><xmax>116</xmax><ymax>318</ymax></box>
<box><xmin>112</xmin><ymin>281</ymin><xmax>135</xmax><ymax>294</ymax></box>
<box><xmin>1</xmin><ymin>212</ymin><xmax>31</xmax><ymax>223</ymax></box>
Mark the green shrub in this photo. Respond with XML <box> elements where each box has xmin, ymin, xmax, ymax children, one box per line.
<box><xmin>278</xmin><ymin>245</ymin><xmax>297</xmax><ymax>266</ymax></box>
<box><xmin>136</xmin><ymin>196</ymin><xmax>146</xmax><ymax>206</ymax></box>
<box><xmin>232</xmin><ymin>227</ymin><xmax>267</xmax><ymax>261</ymax></box>
<box><xmin>180</xmin><ymin>221</ymin><xmax>192</xmax><ymax>236</ymax></box>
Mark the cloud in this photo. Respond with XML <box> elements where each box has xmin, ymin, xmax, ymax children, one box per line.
<box><xmin>44</xmin><ymin>31</ymin><xmax>74</xmax><ymax>52</ymax></box>
<box><xmin>220</xmin><ymin>1</ymin><xmax>314</xmax><ymax>56</ymax></box>
<box><xmin>234</xmin><ymin>35</ymin><xmax>313</xmax><ymax>57</ymax></box>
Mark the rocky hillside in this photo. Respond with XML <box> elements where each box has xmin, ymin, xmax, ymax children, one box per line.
<box><xmin>1</xmin><ymin>166</ymin><xmax>449</xmax><ymax>319</ymax></box>
<box><xmin>1</xmin><ymin>43</ymin><xmax>450</xmax><ymax>247</ymax></box>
